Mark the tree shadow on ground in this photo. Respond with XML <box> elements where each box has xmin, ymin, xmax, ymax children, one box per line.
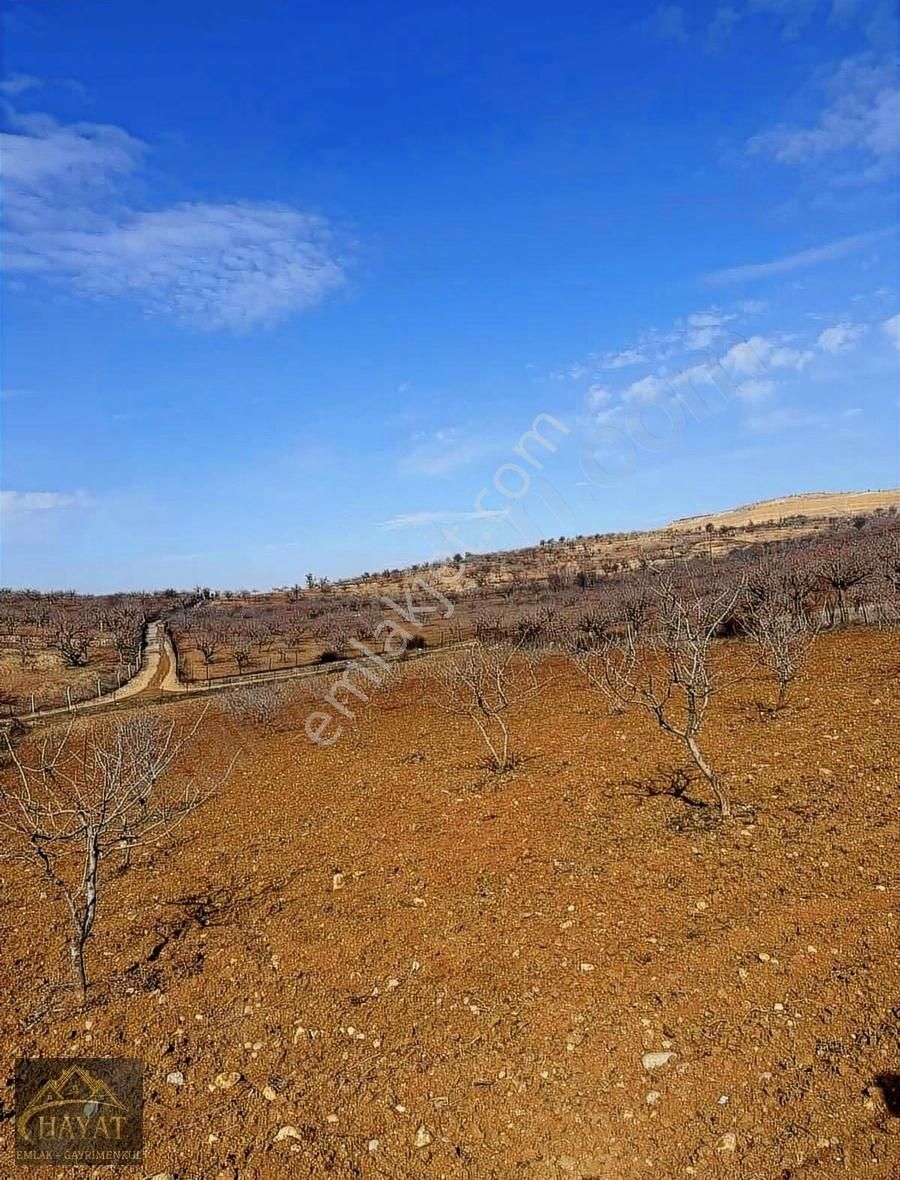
<box><xmin>875</xmin><ymin>1073</ymin><xmax>900</xmax><ymax>1117</ymax></box>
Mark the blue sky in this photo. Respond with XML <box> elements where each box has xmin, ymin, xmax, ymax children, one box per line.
<box><xmin>2</xmin><ymin>0</ymin><xmax>898</xmax><ymax>591</ymax></box>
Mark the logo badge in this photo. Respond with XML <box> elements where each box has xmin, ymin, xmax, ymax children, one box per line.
<box><xmin>15</xmin><ymin>1058</ymin><xmax>143</xmax><ymax>1165</ymax></box>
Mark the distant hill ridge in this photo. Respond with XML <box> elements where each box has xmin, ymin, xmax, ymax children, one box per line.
<box><xmin>668</xmin><ymin>489</ymin><xmax>899</xmax><ymax>531</ymax></box>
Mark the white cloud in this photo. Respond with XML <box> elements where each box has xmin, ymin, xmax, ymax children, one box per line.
<box><xmin>817</xmin><ymin>321</ymin><xmax>867</xmax><ymax>353</ymax></box>
<box><xmin>601</xmin><ymin>347</ymin><xmax>647</xmax><ymax>369</ymax></box>
<box><xmin>735</xmin><ymin>377</ymin><xmax>776</xmax><ymax>403</ymax></box>
<box><xmin>1</xmin><ymin>490</ymin><xmax>94</xmax><ymax>515</ymax></box>
<box><xmin>748</xmin><ymin>57</ymin><xmax>900</xmax><ymax>180</ymax></box>
<box><xmin>882</xmin><ymin>313</ymin><xmax>900</xmax><ymax>351</ymax></box>
<box><xmin>719</xmin><ymin>334</ymin><xmax>814</xmax><ymax>392</ymax></box>
<box><xmin>681</xmin><ymin>308</ymin><xmax>736</xmax><ymax>350</ymax></box>
<box><xmin>721</xmin><ymin>335</ymin><xmax>774</xmax><ymax>375</ymax></box>
<box><xmin>770</xmin><ymin>343</ymin><xmax>814</xmax><ymax>370</ymax></box>
<box><xmin>2</xmin><ymin>106</ymin><xmax>346</xmax><ymax>332</ymax></box>
<box><xmin>624</xmin><ymin>375</ymin><xmax>669</xmax><ymax>403</ymax></box>
<box><xmin>587</xmin><ymin>383</ymin><xmax>612</xmax><ymax>407</ymax></box>
<box><xmin>0</xmin><ymin>73</ymin><xmax>42</xmax><ymax>97</ymax></box>
<box><xmin>687</xmin><ymin>310</ymin><xmax>733</xmax><ymax>328</ymax></box>
<box><xmin>379</xmin><ymin>509</ymin><xmax>508</xmax><ymax>531</ymax></box>
<box><xmin>398</xmin><ymin>429</ymin><xmax>498</xmax><ymax>477</ymax></box>
<box><xmin>704</xmin><ymin>228</ymin><xmax>893</xmax><ymax>284</ymax></box>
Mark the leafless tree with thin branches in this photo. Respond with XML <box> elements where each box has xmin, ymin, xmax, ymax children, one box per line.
<box><xmin>571</xmin><ymin>570</ymin><xmax>751</xmax><ymax>817</ymax></box>
<box><xmin>1</xmin><ymin>705</ymin><xmax>235</xmax><ymax>1005</ymax></box>
<box><xmin>743</xmin><ymin>594</ymin><xmax>819</xmax><ymax>711</ymax></box>
<box><xmin>430</xmin><ymin>639</ymin><xmax>550</xmax><ymax>773</ymax></box>
<box><xmin>46</xmin><ymin>610</ymin><xmax>93</xmax><ymax>668</ymax></box>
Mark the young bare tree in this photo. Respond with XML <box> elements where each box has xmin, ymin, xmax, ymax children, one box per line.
<box><xmin>1</xmin><ymin>705</ymin><xmax>235</xmax><ymax>1004</ymax></box>
<box><xmin>576</xmin><ymin>570</ymin><xmax>750</xmax><ymax>817</ymax></box>
<box><xmin>12</xmin><ymin>632</ymin><xmax>39</xmax><ymax>670</ymax></box>
<box><xmin>744</xmin><ymin>595</ymin><xmax>818</xmax><ymax>711</ymax></box>
<box><xmin>231</xmin><ymin>633</ymin><xmax>253</xmax><ymax>675</ymax></box>
<box><xmin>430</xmin><ymin>639</ymin><xmax>549</xmax><ymax>773</ymax></box>
<box><xmin>194</xmin><ymin>629</ymin><xmax>220</xmax><ymax>681</ymax></box>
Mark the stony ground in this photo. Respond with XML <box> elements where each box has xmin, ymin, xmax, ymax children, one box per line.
<box><xmin>0</xmin><ymin>627</ymin><xmax>897</xmax><ymax>1179</ymax></box>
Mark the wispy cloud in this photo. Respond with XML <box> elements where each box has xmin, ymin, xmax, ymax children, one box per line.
<box><xmin>748</xmin><ymin>56</ymin><xmax>899</xmax><ymax>182</ymax></box>
<box><xmin>1</xmin><ymin>489</ymin><xmax>94</xmax><ymax>515</ymax></box>
<box><xmin>817</xmin><ymin>321</ymin><xmax>867</xmax><ymax>353</ymax></box>
<box><xmin>601</xmin><ymin>347</ymin><xmax>647</xmax><ymax>369</ymax></box>
<box><xmin>734</xmin><ymin>377</ymin><xmax>776</xmax><ymax>403</ymax></box>
<box><xmin>397</xmin><ymin>429</ymin><xmax>499</xmax><ymax>477</ymax></box>
<box><xmin>0</xmin><ymin>73</ymin><xmax>42</xmax><ymax>97</ymax></box>
<box><xmin>721</xmin><ymin>334</ymin><xmax>813</xmax><ymax>375</ymax></box>
<box><xmin>882</xmin><ymin>314</ymin><xmax>900</xmax><ymax>352</ymax></box>
<box><xmin>379</xmin><ymin>509</ymin><xmax>509</xmax><ymax>531</ymax></box>
<box><xmin>703</xmin><ymin>228</ymin><xmax>894</xmax><ymax>285</ymax></box>
<box><xmin>2</xmin><ymin>104</ymin><xmax>346</xmax><ymax>332</ymax></box>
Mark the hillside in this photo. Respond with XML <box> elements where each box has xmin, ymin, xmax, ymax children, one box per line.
<box><xmin>331</xmin><ymin>487</ymin><xmax>899</xmax><ymax>596</ymax></box>
<box><xmin>669</xmin><ymin>489</ymin><xmax>900</xmax><ymax>532</ymax></box>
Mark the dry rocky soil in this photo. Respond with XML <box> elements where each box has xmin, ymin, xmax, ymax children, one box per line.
<box><xmin>1</xmin><ymin>627</ymin><xmax>898</xmax><ymax>1179</ymax></box>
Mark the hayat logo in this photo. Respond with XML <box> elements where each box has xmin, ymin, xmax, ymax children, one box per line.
<box><xmin>15</xmin><ymin>1058</ymin><xmax>143</xmax><ymax>1164</ymax></box>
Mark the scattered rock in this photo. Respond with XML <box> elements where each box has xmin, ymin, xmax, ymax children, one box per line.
<box><xmin>274</xmin><ymin>1125</ymin><xmax>302</xmax><ymax>1142</ymax></box>
<box><xmin>641</xmin><ymin>1050</ymin><xmax>676</xmax><ymax>1071</ymax></box>
<box><xmin>165</xmin><ymin>1071</ymin><xmax>185</xmax><ymax>1087</ymax></box>
<box><xmin>414</xmin><ymin>1124</ymin><xmax>433</xmax><ymax>1148</ymax></box>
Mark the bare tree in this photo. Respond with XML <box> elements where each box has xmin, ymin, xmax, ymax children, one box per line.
<box><xmin>1</xmin><ymin>706</ymin><xmax>234</xmax><ymax>1004</ymax></box>
<box><xmin>744</xmin><ymin>595</ymin><xmax>818</xmax><ymax>711</ymax></box>
<box><xmin>431</xmin><ymin>639</ymin><xmax>549</xmax><ymax>773</ymax></box>
<box><xmin>46</xmin><ymin>611</ymin><xmax>93</xmax><ymax>668</ymax></box>
<box><xmin>12</xmin><ymin>632</ymin><xmax>39</xmax><ymax>670</ymax></box>
<box><xmin>194</xmin><ymin>629</ymin><xmax>220</xmax><ymax>681</ymax></box>
<box><xmin>578</xmin><ymin>571</ymin><xmax>750</xmax><ymax>817</ymax></box>
<box><xmin>817</xmin><ymin>540</ymin><xmax>875</xmax><ymax>623</ymax></box>
<box><xmin>231</xmin><ymin>636</ymin><xmax>253</xmax><ymax>675</ymax></box>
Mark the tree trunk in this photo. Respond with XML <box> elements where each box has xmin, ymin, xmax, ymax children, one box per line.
<box><xmin>685</xmin><ymin>734</ymin><xmax>731</xmax><ymax>817</ymax></box>
<box><xmin>70</xmin><ymin>935</ymin><xmax>88</xmax><ymax>1006</ymax></box>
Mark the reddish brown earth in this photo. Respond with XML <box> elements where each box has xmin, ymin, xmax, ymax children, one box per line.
<box><xmin>1</xmin><ymin>627</ymin><xmax>898</xmax><ymax>1179</ymax></box>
